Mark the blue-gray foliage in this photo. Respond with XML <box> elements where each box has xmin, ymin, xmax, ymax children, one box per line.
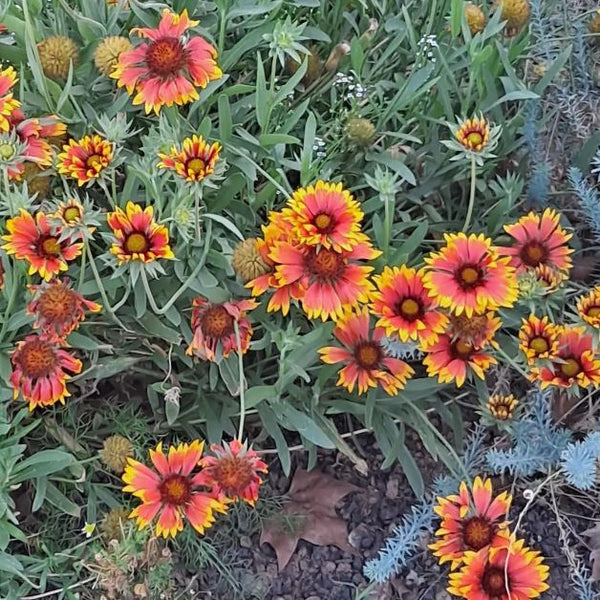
<box><xmin>363</xmin><ymin>426</ymin><xmax>486</xmax><ymax>583</ymax></box>
<box><xmin>568</xmin><ymin>167</ymin><xmax>600</xmax><ymax>244</ymax></box>
<box><xmin>486</xmin><ymin>389</ymin><xmax>571</xmax><ymax>476</ymax></box>
<box><xmin>560</xmin><ymin>432</ymin><xmax>600</xmax><ymax>490</ymax></box>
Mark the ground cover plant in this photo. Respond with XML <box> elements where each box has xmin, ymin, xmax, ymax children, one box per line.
<box><xmin>2</xmin><ymin>0</ymin><xmax>600</xmax><ymax>598</ymax></box>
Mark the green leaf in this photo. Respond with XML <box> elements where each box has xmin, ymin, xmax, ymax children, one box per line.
<box><xmin>259</xmin><ymin>404</ymin><xmax>291</xmax><ymax>475</ymax></box>
<box><xmin>276</xmin><ymin>404</ymin><xmax>335</xmax><ymax>449</ymax></box>
<box><xmin>396</xmin><ymin>221</ymin><xmax>428</xmax><ymax>257</ymax></box>
<box><xmin>203</xmin><ymin>213</ymin><xmax>244</xmax><ymax>240</ymax></box>
<box><xmin>259</xmin><ymin>133</ymin><xmax>300</xmax><ymax>146</ymax></box>
<box><xmin>12</xmin><ymin>449</ymin><xmax>74</xmax><ymax>483</ymax></box>
<box><xmin>245</xmin><ymin>385</ymin><xmax>278</xmax><ymax>408</ymax></box>
<box><xmin>450</xmin><ymin>0</ymin><xmax>463</xmax><ymax>37</ymax></box>
<box><xmin>534</xmin><ymin>45</ymin><xmax>572</xmax><ymax>94</ymax></box>
<box><xmin>44</xmin><ymin>482</ymin><xmax>80</xmax><ymax>517</ymax></box>
<box><xmin>255</xmin><ymin>52</ymin><xmax>269</xmax><ymax>130</ymax></box>
<box><xmin>366</xmin><ymin>151</ymin><xmax>416</xmax><ymax>186</ymax></box>
<box><xmin>218</xmin><ymin>94</ymin><xmax>232</xmax><ymax>143</ymax></box>
<box><xmin>482</xmin><ymin>89</ymin><xmax>538</xmax><ymax>112</ymax></box>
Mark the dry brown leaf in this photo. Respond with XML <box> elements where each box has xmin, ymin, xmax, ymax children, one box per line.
<box><xmin>260</xmin><ymin>469</ymin><xmax>360</xmax><ymax>570</ymax></box>
<box><xmin>582</xmin><ymin>522</ymin><xmax>600</xmax><ymax>581</ymax></box>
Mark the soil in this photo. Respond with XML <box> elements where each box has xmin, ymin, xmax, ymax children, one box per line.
<box><xmin>196</xmin><ymin>428</ymin><xmax>585</xmax><ymax>600</ymax></box>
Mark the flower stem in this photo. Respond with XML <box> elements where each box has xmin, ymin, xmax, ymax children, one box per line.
<box><xmin>139</xmin><ymin>221</ymin><xmax>212</xmax><ymax>315</ymax></box>
<box><xmin>462</xmin><ymin>155</ymin><xmax>477</xmax><ymax>232</ymax></box>
<box><xmin>234</xmin><ymin>320</ymin><xmax>247</xmax><ymax>442</ymax></box>
<box><xmin>77</xmin><ymin>243</ymin><xmax>87</xmax><ymax>292</ymax></box>
<box><xmin>383</xmin><ymin>193</ymin><xmax>394</xmax><ymax>258</ymax></box>
<box><xmin>194</xmin><ymin>187</ymin><xmax>203</xmax><ymax>243</ymax></box>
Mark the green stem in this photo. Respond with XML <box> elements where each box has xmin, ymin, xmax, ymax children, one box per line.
<box><xmin>462</xmin><ymin>155</ymin><xmax>477</xmax><ymax>232</ymax></box>
<box><xmin>86</xmin><ymin>244</ymin><xmax>130</xmax><ymax>331</ymax></box>
<box><xmin>139</xmin><ymin>222</ymin><xmax>212</xmax><ymax>315</ymax></box>
<box><xmin>77</xmin><ymin>243</ymin><xmax>87</xmax><ymax>292</ymax></box>
<box><xmin>383</xmin><ymin>194</ymin><xmax>394</xmax><ymax>258</ymax></box>
<box><xmin>269</xmin><ymin>52</ymin><xmax>278</xmax><ymax>93</ymax></box>
<box><xmin>217</xmin><ymin>2</ymin><xmax>228</xmax><ymax>57</ymax></box>
<box><xmin>194</xmin><ymin>187</ymin><xmax>203</xmax><ymax>243</ymax></box>
<box><xmin>234</xmin><ymin>320</ymin><xmax>246</xmax><ymax>441</ymax></box>
<box><xmin>0</xmin><ymin>267</ymin><xmax>19</xmax><ymax>344</ymax></box>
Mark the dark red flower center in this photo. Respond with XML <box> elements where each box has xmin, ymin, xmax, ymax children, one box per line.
<box><xmin>559</xmin><ymin>357</ymin><xmax>581</xmax><ymax>379</ymax></box>
<box><xmin>308</xmin><ymin>248</ymin><xmax>345</xmax><ymax>280</ymax></box>
<box><xmin>453</xmin><ymin>339</ymin><xmax>474</xmax><ymax>359</ymax></box>
<box><xmin>354</xmin><ymin>342</ymin><xmax>382</xmax><ymax>369</ymax></box>
<box><xmin>313</xmin><ymin>212</ymin><xmax>334</xmax><ymax>232</ymax></box>
<box><xmin>587</xmin><ymin>306</ymin><xmax>600</xmax><ymax>318</ymax></box>
<box><xmin>456</xmin><ymin>264</ymin><xmax>483</xmax><ymax>289</ymax></box>
<box><xmin>124</xmin><ymin>232</ymin><xmax>149</xmax><ymax>254</ymax></box>
<box><xmin>187</xmin><ymin>158</ymin><xmax>206</xmax><ymax>175</ymax></box>
<box><xmin>463</xmin><ymin>516</ymin><xmax>494</xmax><ymax>550</ymax></box>
<box><xmin>212</xmin><ymin>456</ymin><xmax>254</xmax><ymax>495</ymax></box>
<box><xmin>38</xmin><ymin>285</ymin><xmax>78</xmax><ymax>323</ymax></box>
<box><xmin>396</xmin><ymin>297</ymin><xmax>423</xmax><ymax>321</ymax></box>
<box><xmin>146</xmin><ymin>37</ymin><xmax>187</xmax><ymax>77</ymax></box>
<box><xmin>159</xmin><ymin>474</ymin><xmax>191</xmax><ymax>505</ymax></box>
<box><xmin>39</xmin><ymin>236</ymin><xmax>62</xmax><ymax>258</ymax></box>
<box><xmin>201</xmin><ymin>305</ymin><xmax>234</xmax><ymax>338</ymax></box>
<box><xmin>17</xmin><ymin>338</ymin><xmax>57</xmax><ymax>378</ymax></box>
<box><xmin>481</xmin><ymin>565</ymin><xmax>508</xmax><ymax>596</ymax></box>
<box><xmin>520</xmin><ymin>241</ymin><xmax>547</xmax><ymax>267</ymax></box>
<box><xmin>63</xmin><ymin>206</ymin><xmax>82</xmax><ymax>224</ymax></box>
<box><xmin>529</xmin><ymin>336</ymin><xmax>549</xmax><ymax>355</ymax></box>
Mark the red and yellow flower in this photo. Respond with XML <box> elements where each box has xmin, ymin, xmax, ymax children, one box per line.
<box><xmin>577</xmin><ymin>286</ymin><xmax>600</xmax><ymax>329</ymax></box>
<box><xmin>112</xmin><ymin>9</ymin><xmax>222</xmax><ymax>114</ymax></box>
<box><xmin>200</xmin><ymin>439</ymin><xmax>267</xmax><ymax>506</ymax></box>
<box><xmin>319</xmin><ymin>307</ymin><xmax>414</xmax><ymax>395</ymax></box>
<box><xmin>501</xmin><ymin>208</ymin><xmax>573</xmax><ymax>275</ymax></box>
<box><xmin>532</xmin><ymin>326</ymin><xmax>600</xmax><ymax>390</ymax></box>
<box><xmin>158</xmin><ymin>135</ymin><xmax>221</xmax><ymax>183</ymax></box>
<box><xmin>281</xmin><ymin>180</ymin><xmax>367</xmax><ymax>252</ymax></box>
<box><xmin>533</xmin><ymin>264</ymin><xmax>568</xmax><ymax>292</ymax></box>
<box><xmin>5</xmin><ymin>111</ymin><xmax>66</xmax><ymax>179</ymax></box>
<box><xmin>430</xmin><ymin>477</ymin><xmax>512</xmax><ymax>570</ymax></box>
<box><xmin>0</xmin><ymin>66</ymin><xmax>20</xmax><ymax>132</ymax></box>
<box><xmin>57</xmin><ymin>134</ymin><xmax>113</xmax><ymax>186</ymax></box>
<box><xmin>488</xmin><ymin>394</ymin><xmax>518</xmax><ymax>421</ymax></box>
<box><xmin>107</xmin><ymin>201</ymin><xmax>174</xmax><ymax>264</ymax></box>
<box><xmin>455</xmin><ymin>116</ymin><xmax>490</xmax><ymax>152</ymax></box>
<box><xmin>10</xmin><ymin>335</ymin><xmax>82</xmax><ymax>411</ymax></box>
<box><xmin>123</xmin><ymin>440</ymin><xmax>226</xmax><ymax>538</ymax></box>
<box><xmin>370</xmin><ymin>265</ymin><xmax>448</xmax><ymax>348</ymax></box>
<box><xmin>448</xmin><ymin>539</ymin><xmax>549</xmax><ymax>600</ymax></box>
<box><xmin>49</xmin><ymin>198</ymin><xmax>86</xmax><ymax>228</ymax></box>
<box><xmin>186</xmin><ymin>296</ymin><xmax>257</xmax><ymax>362</ymax></box>
<box><xmin>1</xmin><ymin>211</ymin><xmax>83</xmax><ymax>281</ymax></box>
<box><xmin>27</xmin><ymin>278</ymin><xmax>101</xmax><ymax>340</ymax></box>
<box><xmin>423</xmin><ymin>233</ymin><xmax>518</xmax><ymax>317</ymax></box>
<box><xmin>270</xmin><ymin>242</ymin><xmax>379</xmax><ymax>321</ymax></box>
<box><xmin>423</xmin><ymin>319</ymin><xmax>498</xmax><ymax>388</ymax></box>
<box><xmin>518</xmin><ymin>314</ymin><xmax>559</xmax><ymax>365</ymax></box>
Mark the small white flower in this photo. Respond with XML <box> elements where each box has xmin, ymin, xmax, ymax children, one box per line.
<box><xmin>82</xmin><ymin>522</ymin><xmax>96</xmax><ymax>538</ymax></box>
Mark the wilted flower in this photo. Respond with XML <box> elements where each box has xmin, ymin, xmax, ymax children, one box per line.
<box><xmin>345</xmin><ymin>117</ymin><xmax>376</xmax><ymax>147</ymax></box>
<box><xmin>495</xmin><ymin>0</ymin><xmax>531</xmax><ymax>32</ymax></box>
<box><xmin>465</xmin><ymin>3</ymin><xmax>487</xmax><ymax>35</ymax></box>
<box><xmin>100</xmin><ymin>435</ymin><xmax>134</xmax><ymax>473</ymax></box>
<box><xmin>37</xmin><ymin>36</ymin><xmax>79</xmax><ymax>80</ymax></box>
<box><xmin>94</xmin><ymin>36</ymin><xmax>133</xmax><ymax>77</ymax></box>
<box><xmin>231</xmin><ymin>238</ymin><xmax>270</xmax><ymax>283</ymax></box>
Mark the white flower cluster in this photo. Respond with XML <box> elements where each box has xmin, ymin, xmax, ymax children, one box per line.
<box><xmin>418</xmin><ymin>33</ymin><xmax>438</xmax><ymax>64</ymax></box>
<box><xmin>333</xmin><ymin>72</ymin><xmax>367</xmax><ymax>101</ymax></box>
<box><xmin>312</xmin><ymin>137</ymin><xmax>326</xmax><ymax>159</ymax></box>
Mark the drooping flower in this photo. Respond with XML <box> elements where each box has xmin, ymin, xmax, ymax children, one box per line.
<box><xmin>448</xmin><ymin>539</ymin><xmax>549</xmax><ymax>600</ymax></box>
<box><xmin>1</xmin><ymin>211</ymin><xmax>83</xmax><ymax>281</ymax></box>
<box><xmin>429</xmin><ymin>477</ymin><xmax>512</xmax><ymax>570</ymax></box>
<box><xmin>27</xmin><ymin>278</ymin><xmax>101</xmax><ymax>340</ymax></box>
<box><xmin>577</xmin><ymin>286</ymin><xmax>600</xmax><ymax>329</ymax></box>
<box><xmin>423</xmin><ymin>332</ymin><xmax>497</xmax><ymax>387</ymax></box>
<box><xmin>200</xmin><ymin>439</ymin><xmax>268</xmax><ymax>506</ymax></box>
<box><xmin>281</xmin><ymin>180</ymin><xmax>367</xmax><ymax>252</ymax></box>
<box><xmin>106</xmin><ymin>202</ymin><xmax>174</xmax><ymax>264</ymax></box>
<box><xmin>518</xmin><ymin>314</ymin><xmax>559</xmax><ymax>365</ymax></box>
<box><xmin>157</xmin><ymin>135</ymin><xmax>221</xmax><ymax>183</ymax></box>
<box><xmin>112</xmin><ymin>9</ymin><xmax>222</xmax><ymax>114</ymax></box>
<box><xmin>422</xmin><ymin>233</ymin><xmax>518</xmax><ymax>317</ymax></box>
<box><xmin>501</xmin><ymin>209</ymin><xmax>572</xmax><ymax>275</ymax></box>
<box><xmin>186</xmin><ymin>296</ymin><xmax>258</xmax><ymax>362</ymax></box>
<box><xmin>370</xmin><ymin>265</ymin><xmax>448</xmax><ymax>348</ymax></box>
<box><xmin>122</xmin><ymin>440</ymin><xmax>226</xmax><ymax>538</ymax></box>
<box><xmin>10</xmin><ymin>335</ymin><xmax>82</xmax><ymax>411</ymax></box>
<box><xmin>231</xmin><ymin>238</ymin><xmax>270</xmax><ymax>283</ymax></box>
<box><xmin>455</xmin><ymin>116</ymin><xmax>490</xmax><ymax>152</ymax></box>
<box><xmin>0</xmin><ymin>66</ymin><xmax>20</xmax><ymax>132</ymax></box>
<box><xmin>532</xmin><ymin>327</ymin><xmax>600</xmax><ymax>390</ymax></box>
<box><xmin>270</xmin><ymin>242</ymin><xmax>379</xmax><ymax>321</ymax></box>
<box><xmin>100</xmin><ymin>435</ymin><xmax>134</xmax><ymax>473</ymax></box>
<box><xmin>57</xmin><ymin>134</ymin><xmax>113</xmax><ymax>186</ymax></box>
<box><xmin>100</xmin><ymin>507</ymin><xmax>130</xmax><ymax>542</ymax></box>
<box><xmin>487</xmin><ymin>394</ymin><xmax>518</xmax><ymax>421</ymax></box>
<box><xmin>94</xmin><ymin>36</ymin><xmax>134</xmax><ymax>77</ymax></box>
<box><xmin>319</xmin><ymin>307</ymin><xmax>414</xmax><ymax>395</ymax></box>
<box><xmin>37</xmin><ymin>36</ymin><xmax>79</xmax><ymax>80</ymax></box>
<box><xmin>4</xmin><ymin>111</ymin><xmax>66</xmax><ymax>179</ymax></box>
<box><xmin>447</xmin><ymin>312</ymin><xmax>501</xmax><ymax>349</ymax></box>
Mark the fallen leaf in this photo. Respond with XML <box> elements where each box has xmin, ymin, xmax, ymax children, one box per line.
<box><xmin>260</xmin><ymin>469</ymin><xmax>360</xmax><ymax>570</ymax></box>
<box><xmin>582</xmin><ymin>522</ymin><xmax>600</xmax><ymax>581</ymax></box>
